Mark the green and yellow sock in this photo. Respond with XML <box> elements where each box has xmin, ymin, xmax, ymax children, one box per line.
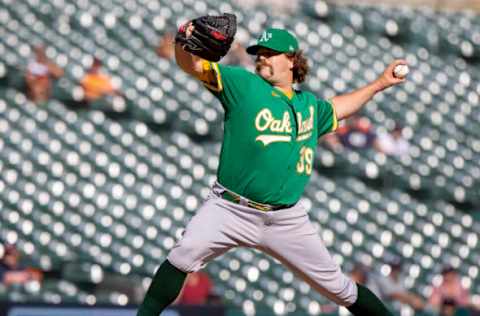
<box><xmin>347</xmin><ymin>283</ymin><xmax>394</xmax><ymax>316</ymax></box>
<box><xmin>137</xmin><ymin>260</ymin><xmax>187</xmax><ymax>316</ymax></box>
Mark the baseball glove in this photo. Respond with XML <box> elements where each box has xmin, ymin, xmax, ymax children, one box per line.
<box><xmin>175</xmin><ymin>13</ymin><xmax>237</xmax><ymax>62</ymax></box>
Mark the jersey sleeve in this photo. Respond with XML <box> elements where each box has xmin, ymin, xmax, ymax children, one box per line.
<box><xmin>198</xmin><ymin>61</ymin><xmax>253</xmax><ymax>112</ymax></box>
<box><xmin>317</xmin><ymin>98</ymin><xmax>338</xmax><ymax>137</ymax></box>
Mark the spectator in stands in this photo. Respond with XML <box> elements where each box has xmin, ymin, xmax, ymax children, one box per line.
<box><xmin>177</xmin><ymin>271</ymin><xmax>213</xmax><ymax>305</ymax></box>
<box><xmin>25</xmin><ymin>45</ymin><xmax>64</xmax><ymax>104</ymax></box>
<box><xmin>80</xmin><ymin>57</ymin><xmax>121</xmax><ymax>104</ymax></box>
<box><xmin>369</xmin><ymin>259</ymin><xmax>426</xmax><ymax>313</ymax></box>
<box><xmin>374</xmin><ymin>123</ymin><xmax>410</xmax><ymax>156</ymax></box>
<box><xmin>224</xmin><ymin>42</ymin><xmax>254</xmax><ymax>68</ymax></box>
<box><xmin>439</xmin><ymin>298</ymin><xmax>459</xmax><ymax>316</ymax></box>
<box><xmin>337</xmin><ymin>116</ymin><xmax>376</xmax><ymax>150</ymax></box>
<box><xmin>350</xmin><ymin>263</ymin><xmax>383</xmax><ymax>298</ymax></box>
<box><xmin>350</xmin><ymin>263</ymin><xmax>369</xmax><ymax>285</ymax></box>
<box><xmin>0</xmin><ymin>244</ymin><xmax>42</xmax><ymax>286</ymax></box>
<box><xmin>321</xmin><ymin>132</ymin><xmax>344</xmax><ymax>152</ymax></box>
<box><xmin>429</xmin><ymin>266</ymin><xmax>471</xmax><ymax>314</ymax></box>
<box><xmin>156</xmin><ymin>32</ymin><xmax>175</xmax><ymax>60</ymax></box>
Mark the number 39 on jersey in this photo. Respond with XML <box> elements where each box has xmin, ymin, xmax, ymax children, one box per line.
<box><xmin>297</xmin><ymin>146</ymin><xmax>313</xmax><ymax>175</ymax></box>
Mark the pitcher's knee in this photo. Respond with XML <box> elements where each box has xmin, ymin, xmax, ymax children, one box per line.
<box><xmin>167</xmin><ymin>237</ymin><xmax>208</xmax><ymax>273</ymax></box>
<box><xmin>339</xmin><ymin>276</ymin><xmax>358</xmax><ymax>306</ymax></box>
<box><xmin>329</xmin><ymin>277</ymin><xmax>358</xmax><ymax>306</ymax></box>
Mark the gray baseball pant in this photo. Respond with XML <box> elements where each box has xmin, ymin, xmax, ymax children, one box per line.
<box><xmin>167</xmin><ymin>182</ymin><xmax>358</xmax><ymax>306</ymax></box>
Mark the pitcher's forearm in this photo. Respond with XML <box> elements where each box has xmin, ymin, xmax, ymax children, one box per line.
<box><xmin>175</xmin><ymin>43</ymin><xmax>203</xmax><ymax>76</ymax></box>
<box><xmin>330</xmin><ymin>59</ymin><xmax>407</xmax><ymax>121</ymax></box>
<box><xmin>331</xmin><ymin>80</ymin><xmax>383</xmax><ymax>120</ymax></box>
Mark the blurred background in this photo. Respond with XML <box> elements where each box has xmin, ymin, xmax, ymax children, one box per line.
<box><xmin>0</xmin><ymin>0</ymin><xmax>479</xmax><ymax>316</ymax></box>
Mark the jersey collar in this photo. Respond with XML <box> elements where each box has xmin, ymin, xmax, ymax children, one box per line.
<box><xmin>272</xmin><ymin>86</ymin><xmax>296</xmax><ymax>104</ymax></box>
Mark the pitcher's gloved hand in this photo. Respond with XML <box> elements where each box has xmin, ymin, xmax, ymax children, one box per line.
<box><xmin>175</xmin><ymin>13</ymin><xmax>237</xmax><ymax>62</ymax></box>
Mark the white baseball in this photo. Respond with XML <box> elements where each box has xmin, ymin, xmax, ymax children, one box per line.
<box><xmin>393</xmin><ymin>64</ymin><xmax>409</xmax><ymax>78</ymax></box>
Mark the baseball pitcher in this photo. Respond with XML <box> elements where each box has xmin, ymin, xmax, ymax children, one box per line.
<box><xmin>137</xmin><ymin>13</ymin><xmax>407</xmax><ymax>316</ymax></box>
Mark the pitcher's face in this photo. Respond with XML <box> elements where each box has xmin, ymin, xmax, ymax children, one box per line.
<box><xmin>255</xmin><ymin>48</ymin><xmax>293</xmax><ymax>84</ymax></box>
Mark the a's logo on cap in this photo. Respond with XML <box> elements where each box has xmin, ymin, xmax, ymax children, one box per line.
<box><xmin>259</xmin><ymin>31</ymin><xmax>273</xmax><ymax>43</ymax></box>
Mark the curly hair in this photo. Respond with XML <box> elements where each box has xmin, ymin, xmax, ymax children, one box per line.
<box><xmin>287</xmin><ymin>50</ymin><xmax>309</xmax><ymax>84</ymax></box>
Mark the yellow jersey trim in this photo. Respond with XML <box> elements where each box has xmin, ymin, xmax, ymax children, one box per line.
<box><xmin>328</xmin><ymin>99</ymin><xmax>339</xmax><ymax>132</ymax></box>
<box><xmin>285</xmin><ymin>91</ymin><xmax>294</xmax><ymax>99</ymax></box>
<box><xmin>200</xmin><ymin>61</ymin><xmax>223</xmax><ymax>92</ymax></box>
<box><xmin>273</xmin><ymin>87</ymin><xmax>294</xmax><ymax>100</ymax></box>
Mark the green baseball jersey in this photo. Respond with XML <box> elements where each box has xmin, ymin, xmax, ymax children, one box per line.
<box><xmin>201</xmin><ymin>62</ymin><xmax>337</xmax><ymax>205</ymax></box>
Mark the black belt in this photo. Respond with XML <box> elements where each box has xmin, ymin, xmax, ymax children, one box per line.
<box><xmin>221</xmin><ymin>190</ymin><xmax>294</xmax><ymax>212</ymax></box>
